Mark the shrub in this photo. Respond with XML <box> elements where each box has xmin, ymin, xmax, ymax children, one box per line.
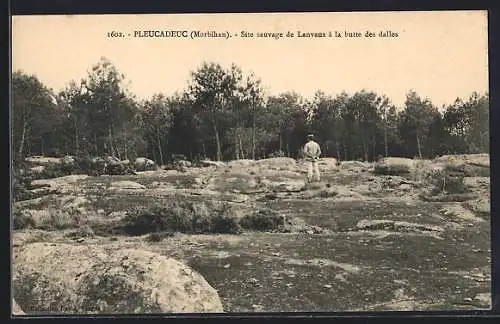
<box><xmin>12</xmin><ymin>164</ymin><xmax>35</xmax><ymax>202</ymax></box>
<box><xmin>373</xmin><ymin>163</ymin><xmax>410</xmax><ymax>176</ymax></box>
<box><xmin>73</xmin><ymin>155</ymin><xmax>104</xmax><ymax>175</ymax></box>
<box><xmin>64</xmin><ymin>225</ymin><xmax>95</xmax><ymax>239</ymax></box>
<box><xmin>425</xmin><ymin>167</ymin><xmax>468</xmax><ymax>196</ymax></box>
<box><xmin>239</xmin><ymin>208</ymin><xmax>285</xmax><ymax>231</ymax></box>
<box><xmin>38</xmin><ymin>207</ymin><xmax>84</xmax><ymax>230</ymax></box>
<box><xmin>105</xmin><ymin>162</ymin><xmax>135</xmax><ymax>175</ymax></box>
<box><xmin>13</xmin><ymin>210</ymin><xmax>36</xmax><ymax>230</ymax></box>
<box><xmin>146</xmin><ymin>231</ymin><xmax>174</xmax><ymax>242</ymax></box>
<box><xmin>36</xmin><ymin>161</ymin><xmax>75</xmax><ymax>179</ymax></box>
<box><xmin>45</xmin><ymin>148</ymin><xmax>64</xmax><ymax>158</ymax></box>
<box><xmin>119</xmin><ymin>200</ymin><xmax>242</xmax><ymax>235</ymax></box>
<box><xmin>318</xmin><ymin>189</ymin><xmax>338</xmax><ymax>198</ymax></box>
<box><xmin>268</xmin><ymin>150</ymin><xmax>285</xmax><ymax>158</ymax></box>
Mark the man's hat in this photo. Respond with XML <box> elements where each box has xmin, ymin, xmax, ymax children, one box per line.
<box><xmin>307</xmin><ymin>134</ymin><xmax>315</xmax><ymax>139</ymax></box>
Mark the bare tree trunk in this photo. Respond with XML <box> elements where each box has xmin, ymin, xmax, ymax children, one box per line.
<box><xmin>18</xmin><ymin>120</ymin><xmax>28</xmax><ymax>156</ymax></box>
<box><xmin>74</xmin><ymin>121</ymin><xmax>80</xmax><ymax>156</ymax></box>
<box><xmin>156</xmin><ymin>126</ymin><xmax>164</xmax><ymax>165</ymax></box>
<box><xmin>279</xmin><ymin>133</ymin><xmax>283</xmax><ymax>152</ymax></box>
<box><xmin>384</xmin><ymin>124</ymin><xmax>388</xmax><ymax>157</ymax></box>
<box><xmin>336</xmin><ymin>141</ymin><xmax>341</xmax><ymax>161</ymax></box>
<box><xmin>372</xmin><ymin>138</ymin><xmax>376</xmax><ymax>162</ymax></box>
<box><xmin>342</xmin><ymin>139</ymin><xmax>347</xmax><ymax>161</ymax></box>
<box><xmin>252</xmin><ymin>112</ymin><xmax>256</xmax><ymax>160</ymax></box>
<box><xmin>362</xmin><ymin>135</ymin><xmax>368</xmax><ymax>162</ymax></box>
<box><xmin>202</xmin><ymin>142</ymin><xmax>207</xmax><ymax>159</ymax></box>
<box><xmin>239</xmin><ymin>134</ymin><xmax>245</xmax><ymax>159</ymax></box>
<box><xmin>416</xmin><ymin>132</ymin><xmax>422</xmax><ymax>159</ymax></box>
<box><xmin>108</xmin><ymin>127</ymin><xmax>113</xmax><ymax>157</ymax></box>
<box><xmin>234</xmin><ymin>129</ymin><xmax>240</xmax><ymax>160</ymax></box>
<box><xmin>213</xmin><ymin>122</ymin><xmax>222</xmax><ymax>161</ymax></box>
<box><xmin>123</xmin><ymin>127</ymin><xmax>128</xmax><ymax>160</ymax></box>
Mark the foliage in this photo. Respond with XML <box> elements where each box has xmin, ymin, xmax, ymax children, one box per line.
<box><xmin>239</xmin><ymin>209</ymin><xmax>285</xmax><ymax>231</ymax></box>
<box><xmin>119</xmin><ymin>201</ymin><xmax>242</xmax><ymax>235</ymax></box>
<box><xmin>13</xmin><ymin>210</ymin><xmax>36</xmax><ymax>230</ymax></box>
<box><xmin>11</xmin><ymin>59</ymin><xmax>489</xmax><ymax>164</ymax></box>
<box><xmin>424</xmin><ymin>168</ymin><xmax>468</xmax><ymax>196</ymax></box>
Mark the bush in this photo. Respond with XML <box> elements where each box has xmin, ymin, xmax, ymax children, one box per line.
<box><xmin>268</xmin><ymin>150</ymin><xmax>285</xmax><ymax>158</ymax></box>
<box><xmin>444</xmin><ymin>163</ymin><xmax>490</xmax><ymax>177</ymax></box>
<box><xmin>239</xmin><ymin>208</ymin><xmax>285</xmax><ymax>231</ymax></box>
<box><xmin>146</xmin><ymin>231</ymin><xmax>174</xmax><ymax>242</ymax></box>
<box><xmin>45</xmin><ymin>148</ymin><xmax>64</xmax><ymax>158</ymax></box>
<box><xmin>373</xmin><ymin>163</ymin><xmax>410</xmax><ymax>175</ymax></box>
<box><xmin>119</xmin><ymin>200</ymin><xmax>242</xmax><ymax>235</ymax></box>
<box><xmin>38</xmin><ymin>207</ymin><xmax>84</xmax><ymax>230</ymax></box>
<box><xmin>12</xmin><ymin>164</ymin><xmax>35</xmax><ymax>202</ymax></box>
<box><xmin>64</xmin><ymin>225</ymin><xmax>95</xmax><ymax>239</ymax></box>
<box><xmin>13</xmin><ymin>210</ymin><xmax>36</xmax><ymax>230</ymax></box>
<box><xmin>105</xmin><ymin>162</ymin><xmax>135</xmax><ymax>175</ymax></box>
<box><xmin>36</xmin><ymin>161</ymin><xmax>75</xmax><ymax>179</ymax></box>
<box><xmin>318</xmin><ymin>189</ymin><xmax>338</xmax><ymax>198</ymax></box>
<box><xmin>425</xmin><ymin>168</ymin><xmax>468</xmax><ymax>196</ymax></box>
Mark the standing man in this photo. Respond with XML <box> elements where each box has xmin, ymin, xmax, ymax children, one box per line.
<box><xmin>303</xmin><ymin>134</ymin><xmax>321</xmax><ymax>183</ymax></box>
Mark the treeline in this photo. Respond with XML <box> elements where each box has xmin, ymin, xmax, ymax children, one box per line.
<box><xmin>12</xmin><ymin>57</ymin><xmax>489</xmax><ymax>164</ymax></box>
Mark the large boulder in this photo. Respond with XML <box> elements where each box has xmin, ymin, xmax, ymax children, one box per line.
<box><xmin>340</xmin><ymin>160</ymin><xmax>372</xmax><ymax>171</ymax></box>
<box><xmin>434</xmin><ymin>154</ymin><xmax>490</xmax><ymax>177</ymax></box>
<box><xmin>175</xmin><ymin>160</ymin><xmax>192</xmax><ymax>168</ymax></box>
<box><xmin>62</xmin><ymin>155</ymin><xmax>76</xmax><ymax>166</ymax></box>
<box><xmin>258</xmin><ymin>177</ymin><xmax>306</xmax><ymax>192</ymax></box>
<box><xmin>30</xmin><ymin>175</ymin><xmax>89</xmax><ymax>195</ymax></box>
<box><xmin>135</xmin><ymin>158</ymin><xmax>157</xmax><ymax>171</ymax></box>
<box><xmin>435</xmin><ymin>154</ymin><xmax>489</xmax><ymax>168</ymax></box>
<box><xmin>25</xmin><ymin>156</ymin><xmax>62</xmax><ymax>166</ymax></box>
<box><xmin>374</xmin><ymin>157</ymin><xmax>415</xmax><ymax>175</ymax></box>
<box><xmin>227</xmin><ymin>159</ymin><xmax>255</xmax><ymax>168</ymax></box>
<box><xmin>109</xmin><ymin>181</ymin><xmax>146</xmax><ymax>191</ymax></box>
<box><xmin>316</xmin><ymin>158</ymin><xmax>339</xmax><ymax>171</ymax></box>
<box><xmin>12</xmin><ymin>243</ymin><xmax>224</xmax><ymax>314</ymax></box>
<box><xmin>200</xmin><ymin>160</ymin><xmax>227</xmax><ymax>168</ymax></box>
<box><xmin>30</xmin><ymin>165</ymin><xmax>46</xmax><ymax>174</ymax></box>
<box><xmin>254</xmin><ymin>157</ymin><xmax>296</xmax><ymax>168</ymax></box>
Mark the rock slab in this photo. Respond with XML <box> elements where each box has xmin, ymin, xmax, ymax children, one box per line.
<box><xmin>13</xmin><ymin>243</ymin><xmax>224</xmax><ymax>314</ymax></box>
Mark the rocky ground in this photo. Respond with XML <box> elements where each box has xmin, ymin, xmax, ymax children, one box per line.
<box><xmin>11</xmin><ymin>154</ymin><xmax>491</xmax><ymax>314</ymax></box>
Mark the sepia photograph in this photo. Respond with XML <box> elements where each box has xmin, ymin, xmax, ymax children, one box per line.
<box><xmin>10</xmin><ymin>11</ymin><xmax>491</xmax><ymax>315</ymax></box>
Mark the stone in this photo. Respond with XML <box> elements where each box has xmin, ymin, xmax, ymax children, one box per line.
<box><xmin>13</xmin><ymin>243</ymin><xmax>224</xmax><ymax>314</ymax></box>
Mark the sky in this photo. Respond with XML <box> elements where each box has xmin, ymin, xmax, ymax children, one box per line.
<box><xmin>12</xmin><ymin>11</ymin><xmax>489</xmax><ymax>108</ymax></box>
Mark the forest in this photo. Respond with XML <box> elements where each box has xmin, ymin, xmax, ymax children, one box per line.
<box><xmin>11</xmin><ymin>57</ymin><xmax>490</xmax><ymax>165</ymax></box>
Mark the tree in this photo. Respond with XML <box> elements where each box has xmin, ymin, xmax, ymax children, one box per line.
<box><xmin>466</xmin><ymin>92</ymin><xmax>489</xmax><ymax>153</ymax></box>
<box><xmin>188</xmin><ymin>62</ymin><xmax>241</xmax><ymax>161</ymax></box>
<box><xmin>238</xmin><ymin>72</ymin><xmax>265</xmax><ymax>160</ymax></box>
<box><xmin>141</xmin><ymin>94</ymin><xmax>174</xmax><ymax>165</ymax></box>
<box><xmin>398</xmin><ymin>90</ymin><xmax>440</xmax><ymax>159</ymax></box>
<box><xmin>266</xmin><ymin>92</ymin><xmax>308</xmax><ymax>157</ymax></box>
<box><xmin>442</xmin><ymin>92</ymin><xmax>489</xmax><ymax>154</ymax></box>
<box><xmin>12</xmin><ymin>70</ymin><xmax>60</xmax><ymax>157</ymax></box>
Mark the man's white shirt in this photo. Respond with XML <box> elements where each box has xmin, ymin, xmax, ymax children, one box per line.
<box><xmin>304</xmin><ymin>141</ymin><xmax>321</xmax><ymax>161</ymax></box>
